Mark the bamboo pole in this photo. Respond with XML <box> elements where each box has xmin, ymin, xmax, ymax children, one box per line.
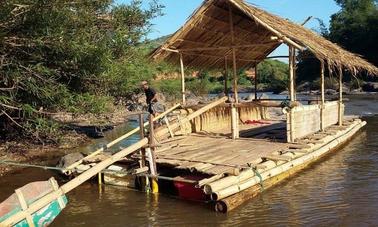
<box><xmin>231</xmin><ymin>104</ymin><xmax>239</xmax><ymax>139</ymax></box>
<box><xmin>180</xmin><ymin>53</ymin><xmax>186</xmax><ymax>106</ymax></box>
<box><xmin>320</xmin><ymin>61</ymin><xmax>325</xmax><ymax>131</ymax></box>
<box><xmin>229</xmin><ymin>4</ymin><xmax>238</xmax><ymax>104</ymax></box>
<box><xmin>1</xmin><ymin>138</ymin><xmax>149</xmax><ymax>226</ymax></box>
<box><xmin>63</xmin><ymin>103</ymin><xmax>180</xmax><ymax>173</ymax></box>
<box><xmin>224</xmin><ymin>57</ymin><xmax>228</xmax><ymax>97</ymax></box>
<box><xmin>338</xmin><ymin>67</ymin><xmax>343</xmax><ymax>126</ymax></box>
<box><xmin>155</xmin><ymin>97</ymin><xmax>227</xmax><ymax>139</ymax></box>
<box><xmin>214</xmin><ymin>120</ymin><xmax>366</xmax><ymax>212</ymax></box>
<box><xmin>254</xmin><ymin>66</ymin><xmax>258</xmax><ymax>101</ymax></box>
<box><xmin>289</xmin><ymin>46</ymin><xmax>295</xmax><ymax>102</ymax></box>
<box><xmin>204</xmin><ymin>169</ymin><xmax>255</xmax><ymax>194</ymax></box>
<box><xmin>287</xmin><ymin>46</ymin><xmax>296</xmax><ymax>142</ymax></box>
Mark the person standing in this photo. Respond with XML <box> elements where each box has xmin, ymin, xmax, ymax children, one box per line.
<box><xmin>141</xmin><ymin>81</ymin><xmax>157</xmax><ymax>116</ymax></box>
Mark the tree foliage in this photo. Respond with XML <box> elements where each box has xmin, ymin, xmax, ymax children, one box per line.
<box><xmin>0</xmin><ymin>0</ymin><xmax>163</xmax><ymax>140</ymax></box>
<box><xmin>297</xmin><ymin>0</ymin><xmax>378</xmax><ymax>84</ymax></box>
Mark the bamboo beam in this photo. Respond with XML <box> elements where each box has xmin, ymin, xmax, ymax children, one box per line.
<box><xmin>179</xmin><ymin>53</ymin><xmax>186</xmax><ymax>105</ymax></box>
<box><xmin>229</xmin><ymin>0</ymin><xmax>304</xmax><ymax>51</ymax></box>
<box><xmin>320</xmin><ymin>61</ymin><xmax>325</xmax><ymax>131</ymax></box>
<box><xmin>338</xmin><ymin>66</ymin><xmax>343</xmax><ymax>126</ymax></box>
<box><xmin>176</xmin><ymin>43</ymin><xmax>275</xmax><ymax>52</ymax></box>
<box><xmin>181</xmin><ymin>52</ymin><xmax>259</xmax><ymax>63</ymax></box>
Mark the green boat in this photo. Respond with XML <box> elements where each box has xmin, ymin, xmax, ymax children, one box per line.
<box><xmin>0</xmin><ymin>178</ymin><xmax>68</xmax><ymax>227</ymax></box>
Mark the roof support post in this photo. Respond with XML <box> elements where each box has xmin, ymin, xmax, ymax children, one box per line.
<box><xmin>338</xmin><ymin>66</ymin><xmax>343</xmax><ymax>126</ymax></box>
<box><xmin>179</xmin><ymin>53</ymin><xmax>186</xmax><ymax>106</ymax></box>
<box><xmin>254</xmin><ymin>65</ymin><xmax>258</xmax><ymax>101</ymax></box>
<box><xmin>232</xmin><ymin>49</ymin><xmax>238</xmax><ymax>103</ymax></box>
<box><xmin>224</xmin><ymin>57</ymin><xmax>229</xmax><ymax>97</ymax></box>
<box><xmin>320</xmin><ymin>60</ymin><xmax>325</xmax><ymax>131</ymax></box>
<box><xmin>229</xmin><ymin>4</ymin><xmax>239</xmax><ymax>140</ymax></box>
<box><xmin>229</xmin><ymin>4</ymin><xmax>238</xmax><ymax>104</ymax></box>
<box><xmin>289</xmin><ymin>46</ymin><xmax>296</xmax><ymax>102</ymax></box>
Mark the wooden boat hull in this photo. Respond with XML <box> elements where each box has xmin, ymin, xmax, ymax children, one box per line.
<box><xmin>12</xmin><ymin>196</ymin><xmax>68</xmax><ymax>227</ymax></box>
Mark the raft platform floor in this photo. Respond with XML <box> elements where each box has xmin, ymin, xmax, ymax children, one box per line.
<box><xmin>154</xmin><ymin>121</ymin><xmax>291</xmax><ymax>175</ymax></box>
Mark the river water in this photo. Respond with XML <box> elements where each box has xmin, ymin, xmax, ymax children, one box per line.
<box><xmin>0</xmin><ymin>94</ymin><xmax>377</xmax><ymax>226</ymax></box>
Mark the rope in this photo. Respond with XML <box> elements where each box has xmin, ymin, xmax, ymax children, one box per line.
<box><xmin>0</xmin><ymin>160</ymin><xmax>63</xmax><ymax>171</ymax></box>
<box><xmin>249</xmin><ymin>164</ymin><xmax>264</xmax><ymax>191</ymax></box>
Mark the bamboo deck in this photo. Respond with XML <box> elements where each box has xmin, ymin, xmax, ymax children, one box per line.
<box><xmin>154</xmin><ymin>121</ymin><xmax>290</xmax><ymax>175</ymax></box>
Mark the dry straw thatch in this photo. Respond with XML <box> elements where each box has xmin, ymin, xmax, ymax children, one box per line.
<box><xmin>151</xmin><ymin>0</ymin><xmax>378</xmax><ymax>76</ymax></box>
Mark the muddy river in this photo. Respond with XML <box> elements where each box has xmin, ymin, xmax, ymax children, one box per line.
<box><xmin>1</xmin><ymin>95</ymin><xmax>377</xmax><ymax>226</ymax></box>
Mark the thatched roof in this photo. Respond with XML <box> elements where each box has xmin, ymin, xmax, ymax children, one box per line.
<box><xmin>150</xmin><ymin>0</ymin><xmax>378</xmax><ymax>75</ymax></box>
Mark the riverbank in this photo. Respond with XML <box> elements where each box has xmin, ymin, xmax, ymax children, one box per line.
<box><xmin>0</xmin><ymin>106</ymin><xmax>136</xmax><ymax>176</ymax></box>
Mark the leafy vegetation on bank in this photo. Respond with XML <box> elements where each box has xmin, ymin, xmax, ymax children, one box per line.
<box><xmin>0</xmin><ymin>0</ymin><xmax>164</xmax><ymax>140</ymax></box>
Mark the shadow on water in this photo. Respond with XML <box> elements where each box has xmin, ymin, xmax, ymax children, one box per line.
<box><xmin>0</xmin><ymin>95</ymin><xmax>377</xmax><ymax>226</ymax></box>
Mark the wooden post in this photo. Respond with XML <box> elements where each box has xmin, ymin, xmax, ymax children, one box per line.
<box><xmin>229</xmin><ymin>5</ymin><xmax>238</xmax><ymax>104</ymax></box>
<box><xmin>338</xmin><ymin>67</ymin><xmax>343</xmax><ymax>126</ymax></box>
<box><xmin>320</xmin><ymin>61</ymin><xmax>325</xmax><ymax>131</ymax></box>
<box><xmin>224</xmin><ymin>57</ymin><xmax>228</xmax><ymax>97</ymax></box>
<box><xmin>138</xmin><ymin>114</ymin><xmax>147</xmax><ymax>175</ymax></box>
<box><xmin>229</xmin><ymin>4</ymin><xmax>239</xmax><ymax>140</ymax></box>
<box><xmin>254</xmin><ymin>66</ymin><xmax>258</xmax><ymax>101</ymax></box>
<box><xmin>289</xmin><ymin>46</ymin><xmax>296</xmax><ymax>102</ymax></box>
<box><xmin>148</xmin><ymin>115</ymin><xmax>158</xmax><ymax>193</ymax></box>
<box><xmin>288</xmin><ymin>46</ymin><xmax>296</xmax><ymax>142</ymax></box>
<box><xmin>231</xmin><ymin>104</ymin><xmax>239</xmax><ymax>139</ymax></box>
<box><xmin>179</xmin><ymin>53</ymin><xmax>186</xmax><ymax>106</ymax></box>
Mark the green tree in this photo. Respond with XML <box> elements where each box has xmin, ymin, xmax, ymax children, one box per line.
<box><xmin>297</xmin><ymin>0</ymin><xmax>378</xmax><ymax>85</ymax></box>
<box><xmin>0</xmin><ymin>0</ymin><xmax>163</xmax><ymax>140</ymax></box>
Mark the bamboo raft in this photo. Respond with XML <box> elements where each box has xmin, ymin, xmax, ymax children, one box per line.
<box><xmin>2</xmin><ymin>0</ymin><xmax>376</xmax><ymax>224</ymax></box>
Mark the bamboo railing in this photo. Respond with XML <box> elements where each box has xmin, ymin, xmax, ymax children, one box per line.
<box><xmin>63</xmin><ymin>103</ymin><xmax>181</xmax><ymax>174</ymax></box>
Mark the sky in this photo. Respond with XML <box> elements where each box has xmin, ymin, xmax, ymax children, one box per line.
<box><xmin>117</xmin><ymin>0</ymin><xmax>341</xmax><ymax>58</ymax></box>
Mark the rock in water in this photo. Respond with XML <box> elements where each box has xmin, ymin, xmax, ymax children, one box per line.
<box><xmin>57</xmin><ymin>152</ymin><xmax>85</xmax><ymax>170</ymax></box>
